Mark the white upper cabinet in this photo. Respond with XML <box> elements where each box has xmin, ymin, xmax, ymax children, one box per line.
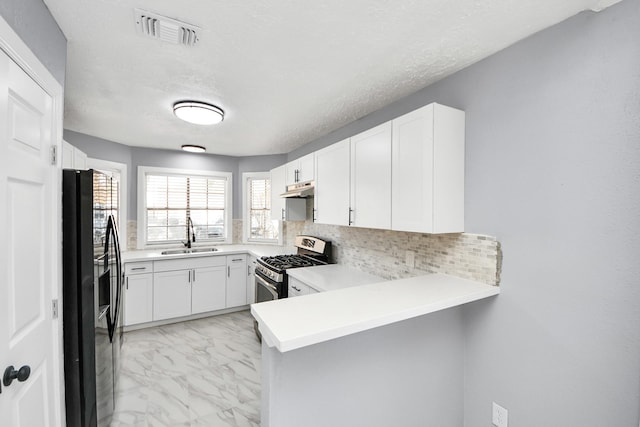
<box><xmin>285</xmin><ymin>152</ymin><xmax>315</xmax><ymax>185</ymax></box>
<box><xmin>314</xmin><ymin>139</ymin><xmax>351</xmax><ymax>226</ymax></box>
<box><xmin>270</xmin><ymin>165</ymin><xmax>286</xmax><ymax>221</ymax></box>
<box><xmin>350</xmin><ymin>122</ymin><xmax>392</xmax><ymax>230</ymax></box>
<box><xmin>270</xmin><ymin>164</ymin><xmax>306</xmax><ymax>222</ymax></box>
<box><xmin>391</xmin><ymin>103</ymin><xmax>465</xmax><ymax>233</ymax></box>
<box><xmin>62</xmin><ymin>140</ymin><xmax>87</xmax><ymax>169</ymax></box>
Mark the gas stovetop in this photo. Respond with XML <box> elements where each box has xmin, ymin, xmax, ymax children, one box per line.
<box><xmin>255</xmin><ymin>235</ymin><xmax>332</xmax><ymax>284</ymax></box>
<box><xmin>260</xmin><ymin>254</ymin><xmax>321</xmax><ymax>271</ymax></box>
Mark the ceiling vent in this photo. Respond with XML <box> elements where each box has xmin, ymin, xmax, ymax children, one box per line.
<box><xmin>134</xmin><ymin>9</ymin><xmax>199</xmax><ymax>47</ymax></box>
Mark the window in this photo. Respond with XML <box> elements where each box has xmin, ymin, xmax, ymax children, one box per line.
<box><xmin>87</xmin><ymin>158</ymin><xmax>128</xmax><ymax>249</ymax></box>
<box><xmin>138</xmin><ymin>167</ymin><xmax>232</xmax><ymax>247</ymax></box>
<box><xmin>243</xmin><ymin>172</ymin><xmax>280</xmax><ymax>244</ymax></box>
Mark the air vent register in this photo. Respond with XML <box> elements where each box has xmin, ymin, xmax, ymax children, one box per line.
<box><xmin>134</xmin><ymin>9</ymin><xmax>199</xmax><ymax>47</ymax></box>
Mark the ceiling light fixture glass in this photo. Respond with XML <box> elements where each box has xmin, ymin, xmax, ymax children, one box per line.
<box><xmin>181</xmin><ymin>144</ymin><xmax>206</xmax><ymax>153</ymax></box>
<box><xmin>173</xmin><ymin>101</ymin><xmax>224</xmax><ymax>125</ymax></box>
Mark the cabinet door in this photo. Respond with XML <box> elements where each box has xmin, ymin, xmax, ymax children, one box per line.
<box><xmin>246</xmin><ymin>256</ymin><xmax>257</xmax><ymax>304</ymax></box>
<box><xmin>61</xmin><ymin>141</ymin><xmax>74</xmax><ymax>168</ymax></box>
<box><xmin>298</xmin><ymin>153</ymin><xmax>315</xmax><ymax>182</ymax></box>
<box><xmin>285</xmin><ymin>160</ymin><xmax>298</xmax><ymax>185</ymax></box>
<box><xmin>270</xmin><ymin>165</ymin><xmax>286</xmax><ymax>221</ymax></box>
<box><xmin>191</xmin><ymin>265</ymin><xmax>226</xmax><ymax>314</ymax></box>
<box><xmin>391</xmin><ymin>103</ymin><xmax>465</xmax><ymax>233</ymax></box>
<box><xmin>391</xmin><ymin>106</ymin><xmax>434</xmax><ymax>233</ymax></box>
<box><xmin>350</xmin><ymin>121</ymin><xmax>392</xmax><ymax>230</ymax></box>
<box><xmin>124</xmin><ymin>273</ymin><xmax>153</xmax><ymax>326</ymax></box>
<box><xmin>314</xmin><ymin>139</ymin><xmax>350</xmax><ymax>226</ymax></box>
<box><xmin>153</xmin><ymin>270</ymin><xmax>191</xmax><ymax>320</ymax></box>
<box><xmin>226</xmin><ymin>255</ymin><xmax>248</xmax><ymax>307</ymax></box>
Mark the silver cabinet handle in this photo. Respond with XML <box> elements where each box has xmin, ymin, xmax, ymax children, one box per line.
<box><xmin>192</xmin><ymin>269</ymin><xmax>196</xmax><ymax>282</ymax></box>
<box><xmin>247</xmin><ymin>265</ymin><xmax>250</xmax><ymax>276</ymax></box>
<box><xmin>292</xmin><ymin>285</ymin><xmax>301</xmax><ymax>292</ymax></box>
<box><xmin>126</xmin><ymin>276</ymin><xmax>128</xmax><ymax>290</ymax></box>
<box><xmin>313</xmin><ymin>208</ymin><xmax>317</xmax><ymax>222</ymax></box>
<box><xmin>232</xmin><ymin>258</ymin><xmax>243</xmax><ymax>262</ymax></box>
<box><xmin>131</xmin><ymin>267</ymin><xmax>146</xmax><ymax>271</ymax></box>
<box><xmin>188</xmin><ymin>270</ymin><xmax>191</xmax><ymax>283</ymax></box>
<box><xmin>228</xmin><ymin>266</ymin><xmax>230</xmax><ymax>277</ymax></box>
<box><xmin>281</xmin><ymin>208</ymin><xmax>285</xmax><ymax>221</ymax></box>
<box><xmin>348</xmin><ymin>208</ymin><xmax>354</xmax><ymax>225</ymax></box>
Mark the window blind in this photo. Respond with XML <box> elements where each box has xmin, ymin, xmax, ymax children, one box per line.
<box><xmin>145</xmin><ymin>173</ymin><xmax>227</xmax><ymax>244</ymax></box>
<box><xmin>247</xmin><ymin>177</ymin><xmax>278</xmax><ymax>241</ymax></box>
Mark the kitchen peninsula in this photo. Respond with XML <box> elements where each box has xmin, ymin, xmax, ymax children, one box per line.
<box><xmin>252</xmin><ymin>271</ymin><xmax>499</xmax><ymax>427</ymax></box>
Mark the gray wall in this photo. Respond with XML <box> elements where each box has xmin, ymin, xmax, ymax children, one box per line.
<box><xmin>288</xmin><ymin>0</ymin><xmax>640</xmax><ymax>425</ymax></box>
<box><xmin>0</xmin><ymin>0</ymin><xmax>66</xmax><ymax>86</ymax></box>
<box><xmin>263</xmin><ymin>309</ymin><xmax>465</xmax><ymax>427</ymax></box>
<box><xmin>63</xmin><ymin>129</ymin><xmax>286</xmax><ymax>220</ymax></box>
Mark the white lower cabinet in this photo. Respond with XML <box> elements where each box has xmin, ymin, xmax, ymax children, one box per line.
<box><xmin>246</xmin><ymin>255</ymin><xmax>257</xmax><ymax>304</ymax></box>
<box><xmin>191</xmin><ymin>265</ymin><xmax>227</xmax><ymax>314</ymax></box>
<box><xmin>152</xmin><ymin>255</ymin><xmax>228</xmax><ymax>322</ymax></box>
<box><xmin>288</xmin><ymin>277</ymin><xmax>319</xmax><ymax>298</ymax></box>
<box><xmin>153</xmin><ymin>269</ymin><xmax>192</xmax><ymax>320</ymax></box>
<box><xmin>226</xmin><ymin>255</ymin><xmax>247</xmax><ymax>308</ymax></box>
<box><xmin>124</xmin><ymin>262</ymin><xmax>154</xmax><ymax>326</ymax></box>
<box><xmin>126</xmin><ymin>253</ymin><xmax>255</xmax><ymax>325</ymax></box>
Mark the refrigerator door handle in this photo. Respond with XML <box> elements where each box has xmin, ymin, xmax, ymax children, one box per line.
<box><xmin>104</xmin><ymin>214</ymin><xmax>123</xmax><ymax>343</ymax></box>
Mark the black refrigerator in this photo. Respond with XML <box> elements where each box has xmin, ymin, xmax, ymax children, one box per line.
<box><xmin>62</xmin><ymin>169</ymin><xmax>123</xmax><ymax>427</ymax></box>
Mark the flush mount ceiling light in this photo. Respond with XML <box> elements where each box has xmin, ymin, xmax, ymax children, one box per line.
<box><xmin>181</xmin><ymin>144</ymin><xmax>206</xmax><ymax>153</ymax></box>
<box><xmin>173</xmin><ymin>101</ymin><xmax>224</xmax><ymax>125</ymax></box>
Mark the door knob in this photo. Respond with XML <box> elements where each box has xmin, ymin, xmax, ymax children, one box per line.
<box><xmin>3</xmin><ymin>365</ymin><xmax>31</xmax><ymax>387</ymax></box>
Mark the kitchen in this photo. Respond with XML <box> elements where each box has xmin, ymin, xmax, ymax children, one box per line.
<box><xmin>0</xmin><ymin>0</ymin><xmax>638</xmax><ymax>426</ymax></box>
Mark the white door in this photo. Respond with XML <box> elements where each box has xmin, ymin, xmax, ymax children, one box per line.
<box><xmin>350</xmin><ymin>121</ymin><xmax>392</xmax><ymax>229</ymax></box>
<box><xmin>314</xmin><ymin>139</ymin><xmax>351</xmax><ymax>226</ymax></box>
<box><xmin>0</xmin><ymin>49</ymin><xmax>59</xmax><ymax>426</ymax></box>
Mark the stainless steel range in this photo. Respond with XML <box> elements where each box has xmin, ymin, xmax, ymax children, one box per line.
<box><xmin>254</xmin><ymin>235</ymin><xmax>331</xmax><ymax>340</ymax></box>
<box><xmin>254</xmin><ymin>235</ymin><xmax>331</xmax><ymax>303</ymax></box>
<box><xmin>255</xmin><ymin>236</ymin><xmax>331</xmax><ymax>303</ymax></box>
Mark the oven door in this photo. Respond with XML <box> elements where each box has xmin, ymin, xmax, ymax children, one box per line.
<box><xmin>255</xmin><ymin>273</ymin><xmax>279</xmax><ymax>304</ymax></box>
<box><xmin>254</xmin><ymin>272</ymin><xmax>280</xmax><ymax>341</ymax></box>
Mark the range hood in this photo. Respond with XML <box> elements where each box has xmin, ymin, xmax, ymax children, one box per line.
<box><xmin>280</xmin><ymin>181</ymin><xmax>314</xmax><ymax>198</ymax></box>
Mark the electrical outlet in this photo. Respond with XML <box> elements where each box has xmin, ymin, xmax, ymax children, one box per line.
<box><xmin>492</xmin><ymin>402</ymin><xmax>508</xmax><ymax>427</ymax></box>
<box><xmin>405</xmin><ymin>250</ymin><xmax>415</xmax><ymax>268</ymax></box>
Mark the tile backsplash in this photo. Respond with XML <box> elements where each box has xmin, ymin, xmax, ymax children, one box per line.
<box><xmin>127</xmin><ymin>218</ymin><xmax>501</xmax><ymax>286</ymax></box>
<box><xmin>285</xmin><ymin>221</ymin><xmax>502</xmax><ymax>286</ymax></box>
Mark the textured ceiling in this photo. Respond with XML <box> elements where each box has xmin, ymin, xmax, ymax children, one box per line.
<box><xmin>45</xmin><ymin>0</ymin><xmax>620</xmax><ymax>156</ymax></box>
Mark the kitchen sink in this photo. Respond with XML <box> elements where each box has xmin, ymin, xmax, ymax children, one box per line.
<box><xmin>161</xmin><ymin>247</ymin><xmax>218</xmax><ymax>255</ymax></box>
<box><xmin>190</xmin><ymin>247</ymin><xmax>219</xmax><ymax>253</ymax></box>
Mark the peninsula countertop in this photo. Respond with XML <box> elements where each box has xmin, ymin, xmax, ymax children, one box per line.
<box><xmin>251</xmin><ymin>273</ymin><xmax>499</xmax><ymax>352</ymax></box>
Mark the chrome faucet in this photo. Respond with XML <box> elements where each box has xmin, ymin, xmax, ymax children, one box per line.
<box><xmin>184</xmin><ymin>216</ymin><xmax>196</xmax><ymax>248</ymax></box>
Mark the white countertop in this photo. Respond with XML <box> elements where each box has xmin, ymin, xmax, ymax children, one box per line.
<box><xmin>121</xmin><ymin>244</ymin><xmax>294</xmax><ymax>263</ymax></box>
<box><xmin>251</xmin><ymin>273</ymin><xmax>499</xmax><ymax>352</ymax></box>
<box><xmin>287</xmin><ymin>264</ymin><xmax>383</xmax><ymax>292</ymax></box>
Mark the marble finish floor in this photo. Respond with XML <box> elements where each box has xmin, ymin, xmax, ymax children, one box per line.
<box><xmin>111</xmin><ymin>310</ymin><xmax>261</xmax><ymax>426</ymax></box>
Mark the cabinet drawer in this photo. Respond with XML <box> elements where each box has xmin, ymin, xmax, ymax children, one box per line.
<box><xmin>288</xmin><ymin>278</ymin><xmax>309</xmax><ymax>298</ymax></box>
<box><xmin>125</xmin><ymin>261</ymin><xmax>153</xmax><ymax>275</ymax></box>
<box><xmin>154</xmin><ymin>255</ymin><xmax>225</xmax><ymax>272</ymax></box>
